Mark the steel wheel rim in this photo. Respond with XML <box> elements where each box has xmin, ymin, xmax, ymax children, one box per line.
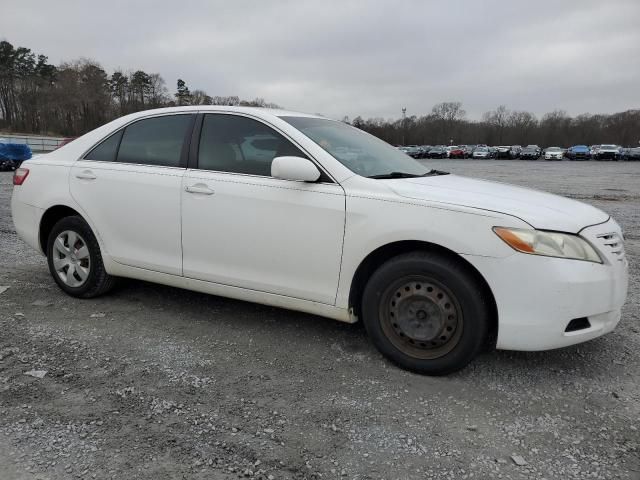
<box><xmin>380</xmin><ymin>276</ymin><xmax>463</xmax><ymax>360</ymax></box>
<box><xmin>52</xmin><ymin>230</ymin><xmax>91</xmax><ymax>288</ymax></box>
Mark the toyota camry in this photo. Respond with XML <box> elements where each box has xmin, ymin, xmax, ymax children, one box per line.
<box><xmin>11</xmin><ymin>107</ymin><xmax>629</xmax><ymax>375</ymax></box>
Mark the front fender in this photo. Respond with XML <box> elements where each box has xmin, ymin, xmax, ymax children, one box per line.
<box><xmin>335</xmin><ymin>194</ymin><xmax>526</xmax><ymax>309</ymax></box>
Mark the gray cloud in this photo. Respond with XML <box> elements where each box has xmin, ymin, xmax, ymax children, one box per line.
<box><xmin>3</xmin><ymin>0</ymin><xmax>639</xmax><ymax>120</ymax></box>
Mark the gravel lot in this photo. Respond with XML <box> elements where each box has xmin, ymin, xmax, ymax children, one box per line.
<box><xmin>1</xmin><ymin>160</ymin><xmax>639</xmax><ymax>480</ymax></box>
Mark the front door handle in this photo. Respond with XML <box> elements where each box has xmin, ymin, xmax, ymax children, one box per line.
<box><xmin>75</xmin><ymin>170</ymin><xmax>96</xmax><ymax>180</ymax></box>
<box><xmin>185</xmin><ymin>184</ymin><xmax>215</xmax><ymax>195</ymax></box>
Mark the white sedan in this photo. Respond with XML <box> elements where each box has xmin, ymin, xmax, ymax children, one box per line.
<box><xmin>11</xmin><ymin>107</ymin><xmax>628</xmax><ymax>375</ymax></box>
<box><xmin>544</xmin><ymin>147</ymin><xmax>564</xmax><ymax>160</ymax></box>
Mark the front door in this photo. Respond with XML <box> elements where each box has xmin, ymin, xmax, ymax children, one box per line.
<box><xmin>181</xmin><ymin>113</ymin><xmax>345</xmax><ymax>305</ymax></box>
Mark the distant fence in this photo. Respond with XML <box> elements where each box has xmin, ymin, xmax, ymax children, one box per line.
<box><xmin>0</xmin><ymin>134</ymin><xmax>66</xmax><ymax>153</ymax></box>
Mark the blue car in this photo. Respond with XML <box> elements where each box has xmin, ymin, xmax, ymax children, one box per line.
<box><xmin>0</xmin><ymin>141</ymin><xmax>32</xmax><ymax>170</ymax></box>
<box><xmin>566</xmin><ymin>145</ymin><xmax>591</xmax><ymax>160</ymax></box>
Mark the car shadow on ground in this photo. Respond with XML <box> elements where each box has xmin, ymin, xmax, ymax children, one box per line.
<box><xmin>91</xmin><ymin>276</ymin><xmax>623</xmax><ymax>385</ymax></box>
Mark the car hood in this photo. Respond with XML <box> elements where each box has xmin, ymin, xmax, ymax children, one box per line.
<box><xmin>386</xmin><ymin>174</ymin><xmax>609</xmax><ymax>232</ymax></box>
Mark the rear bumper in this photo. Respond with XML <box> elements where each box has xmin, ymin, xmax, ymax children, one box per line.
<box><xmin>462</xmin><ymin>219</ymin><xmax>628</xmax><ymax>351</ymax></box>
<box><xmin>11</xmin><ymin>196</ymin><xmax>44</xmax><ymax>254</ymax></box>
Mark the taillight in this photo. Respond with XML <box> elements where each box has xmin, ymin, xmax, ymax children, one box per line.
<box><xmin>13</xmin><ymin>168</ymin><xmax>29</xmax><ymax>186</ymax></box>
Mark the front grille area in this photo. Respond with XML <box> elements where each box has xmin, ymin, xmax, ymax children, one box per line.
<box><xmin>596</xmin><ymin>232</ymin><xmax>625</xmax><ymax>262</ymax></box>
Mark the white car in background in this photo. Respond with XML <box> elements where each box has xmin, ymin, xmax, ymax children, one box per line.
<box><xmin>544</xmin><ymin>147</ymin><xmax>564</xmax><ymax>161</ymax></box>
<box><xmin>594</xmin><ymin>144</ymin><xmax>622</xmax><ymax>160</ymax></box>
<box><xmin>11</xmin><ymin>107</ymin><xmax>628</xmax><ymax>375</ymax></box>
<box><xmin>472</xmin><ymin>146</ymin><xmax>491</xmax><ymax>159</ymax></box>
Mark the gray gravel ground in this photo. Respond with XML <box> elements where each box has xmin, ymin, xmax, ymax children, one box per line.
<box><xmin>0</xmin><ymin>159</ymin><xmax>639</xmax><ymax>480</ymax></box>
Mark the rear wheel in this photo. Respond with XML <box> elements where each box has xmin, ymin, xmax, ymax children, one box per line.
<box><xmin>361</xmin><ymin>251</ymin><xmax>489</xmax><ymax>375</ymax></box>
<box><xmin>47</xmin><ymin>216</ymin><xmax>116</xmax><ymax>298</ymax></box>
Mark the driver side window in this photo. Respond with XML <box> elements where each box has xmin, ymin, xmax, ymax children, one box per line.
<box><xmin>198</xmin><ymin>114</ymin><xmax>307</xmax><ymax>176</ymax></box>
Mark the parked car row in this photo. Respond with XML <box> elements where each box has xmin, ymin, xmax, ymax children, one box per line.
<box><xmin>396</xmin><ymin>143</ymin><xmax>640</xmax><ymax>161</ymax></box>
<box><xmin>565</xmin><ymin>144</ymin><xmax>640</xmax><ymax>161</ymax></box>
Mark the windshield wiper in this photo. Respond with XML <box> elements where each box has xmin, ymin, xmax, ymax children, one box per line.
<box><xmin>423</xmin><ymin>169</ymin><xmax>449</xmax><ymax>176</ymax></box>
<box><xmin>367</xmin><ymin>169</ymin><xmax>449</xmax><ymax>179</ymax></box>
<box><xmin>367</xmin><ymin>172</ymin><xmax>421</xmax><ymax>179</ymax></box>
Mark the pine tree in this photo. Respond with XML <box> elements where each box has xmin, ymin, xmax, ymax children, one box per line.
<box><xmin>175</xmin><ymin>78</ymin><xmax>191</xmax><ymax>106</ymax></box>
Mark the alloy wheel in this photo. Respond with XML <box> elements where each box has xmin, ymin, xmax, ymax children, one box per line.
<box><xmin>52</xmin><ymin>230</ymin><xmax>91</xmax><ymax>287</ymax></box>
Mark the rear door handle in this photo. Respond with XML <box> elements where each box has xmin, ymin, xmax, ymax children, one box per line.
<box><xmin>185</xmin><ymin>184</ymin><xmax>215</xmax><ymax>195</ymax></box>
<box><xmin>75</xmin><ymin>170</ymin><xmax>96</xmax><ymax>180</ymax></box>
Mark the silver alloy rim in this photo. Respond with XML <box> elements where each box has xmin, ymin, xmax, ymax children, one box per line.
<box><xmin>52</xmin><ymin>230</ymin><xmax>91</xmax><ymax>287</ymax></box>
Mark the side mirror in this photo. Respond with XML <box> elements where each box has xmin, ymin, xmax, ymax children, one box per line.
<box><xmin>271</xmin><ymin>156</ymin><xmax>321</xmax><ymax>182</ymax></box>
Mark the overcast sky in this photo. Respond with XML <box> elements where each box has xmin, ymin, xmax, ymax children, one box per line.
<box><xmin>2</xmin><ymin>0</ymin><xmax>639</xmax><ymax>120</ymax></box>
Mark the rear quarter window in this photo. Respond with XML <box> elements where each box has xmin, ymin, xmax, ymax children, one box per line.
<box><xmin>84</xmin><ymin>131</ymin><xmax>123</xmax><ymax>162</ymax></box>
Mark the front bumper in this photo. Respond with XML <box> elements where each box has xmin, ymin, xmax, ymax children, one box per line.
<box><xmin>462</xmin><ymin>218</ymin><xmax>628</xmax><ymax>351</ymax></box>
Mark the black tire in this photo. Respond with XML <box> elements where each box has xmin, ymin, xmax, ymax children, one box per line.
<box><xmin>361</xmin><ymin>251</ymin><xmax>489</xmax><ymax>375</ymax></box>
<box><xmin>46</xmin><ymin>216</ymin><xmax>116</xmax><ymax>298</ymax></box>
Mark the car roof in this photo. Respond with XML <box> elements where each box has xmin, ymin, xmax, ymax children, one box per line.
<box><xmin>117</xmin><ymin>106</ymin><xmax>324</xmax><ymax>122</ymax></box>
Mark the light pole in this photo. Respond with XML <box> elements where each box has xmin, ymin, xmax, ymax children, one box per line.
<box><xmin>401</xmin><ymin>107</ymin><xmax>406</xmax><ymax>146</ymax></box>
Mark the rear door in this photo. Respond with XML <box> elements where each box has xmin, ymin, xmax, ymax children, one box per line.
<box><xmin>70</xmin><ymin>113</ymin><xmax>195</xmax><ymax>275</ymax></box>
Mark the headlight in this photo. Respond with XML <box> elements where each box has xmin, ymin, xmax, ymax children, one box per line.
<box><xmin>493</xmin><ymin>227</ymin><xmax>602</xmax><ymax>263</ymax></box>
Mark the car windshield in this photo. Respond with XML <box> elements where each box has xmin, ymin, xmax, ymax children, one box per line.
<box><xmin>281</xmin><ymin>116</ymin><xmax>429</xmax><ymax>177</ymax></box>
<box><xmin>601</xmin><ymin>144</ymin><xmax>617</xmax><ymax>149</ymax></box>
<box><xmin>547</xmin><ymin>147</ymin><xmax>561</xmax><ymax>152</ymax></box>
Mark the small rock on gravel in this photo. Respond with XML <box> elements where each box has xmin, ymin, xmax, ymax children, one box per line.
<box><xmin>31</xmin><ymin>299</ymin><xmax>53</xmax><ymax>306</ymax></box>
<box><xmin>24</xmin><ymin>370</ymin><xmax>48</xmax><ymax>379</ymax></box>
<box><xmin>511</xmin><ymin>455</ymin><xmax>528</xmax><ymax>466</ymax></box>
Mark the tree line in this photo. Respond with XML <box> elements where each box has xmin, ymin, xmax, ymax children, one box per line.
<box><xmin>0</xmin><ymin>40</ymin><xmax>280</xmax><ymax>136</ymax></box>
<box><xmin>1</xmin><ymin>40</ymin><xmax>638</xmax><ymax>145</ymax></box>
<box><xmin>348</xmin><ymin>102</ymin><xmax>640</xmax><ymax>147</ymax></box>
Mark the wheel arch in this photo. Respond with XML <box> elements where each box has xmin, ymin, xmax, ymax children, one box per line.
<box><xmin>347</xmin><ymin>240</ymin><xmax>498</xmax><ymax>350</ymax></box>
<box><xmin>39</xmin><ymin>204</ymin><xmax>85</xmax><ymax>253</ymax></box>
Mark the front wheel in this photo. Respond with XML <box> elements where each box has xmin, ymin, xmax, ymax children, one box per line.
<box><xmin>47</xmin><ymin>216</ymin><xmax>116</xmax><ymax>298</ymax></box>
<box><xmin>361</xmin><ymin>252</ymin><xmax>490</xmax><ymax>375</ymax></box>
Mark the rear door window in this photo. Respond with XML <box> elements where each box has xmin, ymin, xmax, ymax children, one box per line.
<box><xmin>117</xmin><ymin>115</ymin><xmax>192</xmax><ymax>167</ymax></box>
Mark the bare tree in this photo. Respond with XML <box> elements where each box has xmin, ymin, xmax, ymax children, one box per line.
<box><xmin>507</xmin><ymin>110</ymin><xmax>538</xmax><ymax>145</ymax></box>
<box><xmin>483</xmin><ymin>105</ymin><xmax>510</xmax><ymax>144</ymax></box>
<box><xmin>190</xmin><ymin>89</ymin><xmax>213</xmax><ymax>105</ymax></box>
<box><xmin>147</xmin><ymin>73</ymin><xmax>169</xmax><ymax>108</ymax></box>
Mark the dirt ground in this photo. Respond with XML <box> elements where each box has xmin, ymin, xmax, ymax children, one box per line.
<box><xmin>1</xmin><ymin>160</ymin><xmax>639</xmax><ymax>480</ymax></box>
